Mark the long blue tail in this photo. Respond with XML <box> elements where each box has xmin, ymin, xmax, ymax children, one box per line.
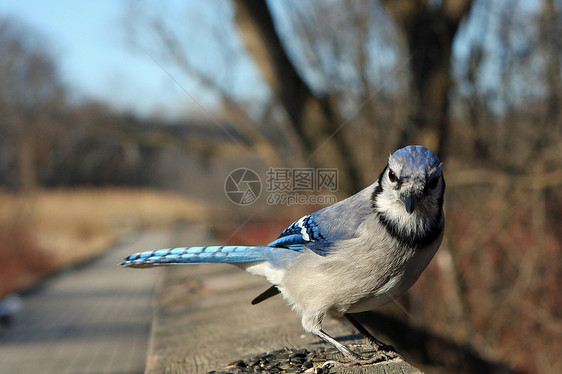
<box><xmin>120</xmin><ymin>245</ymin><xmax>270</xmax><ymax>268</ymax></box>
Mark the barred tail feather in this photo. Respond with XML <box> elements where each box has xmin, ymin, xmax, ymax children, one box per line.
<box><xmin>120</xmin><ymin>245</ymin><xmax>270</xmax><ymax>268</ymax></box>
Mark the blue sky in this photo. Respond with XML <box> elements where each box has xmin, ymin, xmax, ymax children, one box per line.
<box><xmin>0</xmin><ymin>0</ymin><xmax>546</xmax><ymax>119</ymax></box>
<box><xmin>0</xmin><ymin>0</ymin><xmax>203</xmax><ymax>118</ymax></box>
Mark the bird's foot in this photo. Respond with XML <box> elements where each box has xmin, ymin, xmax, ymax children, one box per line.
<box><xmin>351</xmin><ymin>348</ymin><xmax>402</xmax><ymax>364</ymax></box>
<box><xmin>313</xmin><ymin>347</ymin><xmax>402</xmax><ymax>372</ymax></box>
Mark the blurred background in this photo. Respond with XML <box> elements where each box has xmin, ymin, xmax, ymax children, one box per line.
<box><xmin>0</xmin><ymin>0</ymin><xmax>560</xmax><ymax>373</ymax></box>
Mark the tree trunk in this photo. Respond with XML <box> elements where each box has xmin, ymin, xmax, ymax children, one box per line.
<box><xmin>232</xmin><ymin>0</ymin><xmax>362</xmax><ymax>193</ymax></box>
<box><xmin>382</xmin><ymin>0</ymin><xmax>474</xmax><ymax>159</ymax></box>
<box><xmin>540</xmin><ymin>0</ymin><xmax>561</xmax><ymax>127</ymax></box>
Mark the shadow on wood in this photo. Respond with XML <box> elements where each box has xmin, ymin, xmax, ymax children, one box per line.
<box><xmin>353</xmin><ymin>311</ymin><xmax>523</xmax><ymax>374</ymax></box>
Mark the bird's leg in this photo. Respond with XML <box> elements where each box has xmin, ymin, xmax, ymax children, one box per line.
<box><xmin>343</xmin><ymin>313</ymin><xmax>396</xmax><ymax>352</ymax></box>
<box><xmin>315</xmin><ymin>329</ymin><xmax>363</xmax><ymax>370</ymax></box>
<box><xmin>316</xmin><ymin>329</ymin><xmax>363</xmax><ymax>361</ymax></box>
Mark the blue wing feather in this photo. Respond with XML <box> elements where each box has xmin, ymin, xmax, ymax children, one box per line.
<box><xmin>268</xmin><ymin>214</ymin><xmax>332</xmax><ymax>256</ymax></box>
<box><xmin>267</xmin><ymin>234</ymin><xmax>306</xmax><ymax>248</ymax></box>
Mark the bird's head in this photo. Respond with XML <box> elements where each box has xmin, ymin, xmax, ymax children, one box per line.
<box><xmin>372</xmin><ymin>145</ymin><xmax>445</xmax><ymax>236</ymax></box>
<box><xmin>385</xmin><ymin>145</ymin><xmax>443</xmax><ymax>214</ymax></box>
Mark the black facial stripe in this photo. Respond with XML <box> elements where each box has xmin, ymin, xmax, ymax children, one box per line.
<box><xmin>371</xmin><ymin>165</ymin><xmax>387</xmax><ymax>203</ymax></box>
<box><xmin>376</xmin><ymin>209</ymin><xmax>443</xmax><ymax>249</ymax></box>
<box><xmin>424</xmin><ymin>171</ymin><xmax>443</xmax><ymax>194</ymax></box>
<box><xmin>438</xmin><ymin>176</ymin><xmax>445</xmax><ymax>208</ymax></box>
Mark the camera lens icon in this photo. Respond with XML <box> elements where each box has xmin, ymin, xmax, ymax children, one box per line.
<box><xmin>224</xmin><ymin>168</ymin><xmax>261</xmax><ymax>206</ymax></box>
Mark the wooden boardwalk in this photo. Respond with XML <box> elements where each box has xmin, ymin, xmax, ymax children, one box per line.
<box><xmin>0</xmin><ymin>230</ymin><xmax>170</xmax><ymax>374</ymax></box>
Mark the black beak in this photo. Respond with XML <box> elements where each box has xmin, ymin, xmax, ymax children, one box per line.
<box><xmin>404</xmin><ymin>193</ymin><xmax>416</xmax><ymax>214</ymax></box>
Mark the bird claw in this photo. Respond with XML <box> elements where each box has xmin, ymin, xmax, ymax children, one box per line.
<box><xmin>314</xmin><ymin>348</ymin><xmax>402</xmax><ymax>372</ymax></box>
<box><xmin>352</xmin><ymin>348</ymin><xmax>402</xmax><ymax>364</ymax></box>
<box><xmin>310</xmin><ymin>360</ymin><xmax>340</xmax><ymax>373</ymax></box>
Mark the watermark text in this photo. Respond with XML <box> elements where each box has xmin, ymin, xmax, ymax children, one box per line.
<box><xmin>225</xmin><ymin>167</ymin><xmax>338</xmax><ymax>206</ymax></box>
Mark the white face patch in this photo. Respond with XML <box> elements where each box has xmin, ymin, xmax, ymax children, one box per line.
<box><xmin>376</xmin><ymin>185</ymin><xmax>422</xmax><ymax>234</ymax></box>
<box><xmin>374</xmin><ymin>153</ymin><xmax>443</xmax><ymax>240</ymax></box>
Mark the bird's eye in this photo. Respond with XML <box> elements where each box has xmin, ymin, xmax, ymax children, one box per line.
<box><xmin>388</xmin><ymin>169</ymin><xmax>397</xmax><ymax>183</ymax></box>
<box><xmin>427</xmin><ymin>176</ymin><xmax>440</xmax><ymax>189</ymax></box>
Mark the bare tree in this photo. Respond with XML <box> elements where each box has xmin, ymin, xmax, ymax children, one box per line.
<box><xmin>0</xmin><ymin>18</ymin><xmax>65</xmax><ymax>192</ymax></box>
<box><xmin>539</xmin><ymin>0</ymin><xmax>562</xmax><ymax>129</ymax></box>
<box><xmin>124</xmin><ymin>1</ymin><xmax>294</xmax><ymax>171</ymax></box>
<box><xmin>124</xmin><ymin>1</ymin><xmax>474</xmax><ymax>190</ymax></box>
<box><xmin>232</xmin><ymin>0</ymin><xmax>364</xmax><ymax>193</ymax></box>
<box><xmin>381</xmin><ymin>0</ymin><xmax>474</xmax><ymax>158</ymax></box>
<box><xmin>125</xmin><ymin>0</ymin><xmax>373</xmax><ymax>193</ymax></box>
<box><xmin>264</xmin><ymin>0</ymin><xmax>412</xmax><ymax>180</ymax></box>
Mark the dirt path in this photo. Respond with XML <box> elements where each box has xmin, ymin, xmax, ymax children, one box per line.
<box><xmin>0</xmin><ymin>229</ymin><xmax>171</xmax><ymax>374</ymax></box>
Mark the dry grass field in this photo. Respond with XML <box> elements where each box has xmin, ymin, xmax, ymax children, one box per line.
<box><xmin>0</xmin><ymin>188</ymin><xmax>210</xmax><ymax>296</ymax></box>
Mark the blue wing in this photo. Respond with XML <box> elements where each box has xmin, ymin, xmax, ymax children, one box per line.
<box><xmin>267</xmin><ymin>184</ymin><xmax>376</xmax><ymax>256</ymax></box>
<box><xmin>267</xmin><ymin>214</ymin><xmax>333</xmax><ymax>256</ymax></box>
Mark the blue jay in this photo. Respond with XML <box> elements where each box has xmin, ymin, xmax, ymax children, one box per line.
<box><xmin>122</xmin><ymin>145</ymin><xmax>445</xmax><ymax>365</ymax></box>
